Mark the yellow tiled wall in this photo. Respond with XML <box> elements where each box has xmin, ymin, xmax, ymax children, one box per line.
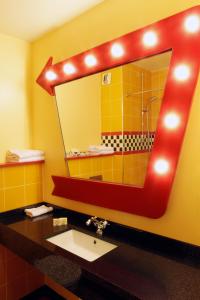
<box><xmin>122</xmin><ymin>65</ymin><xmax>168</xmax><ymax>186</ymax></box>
<box><xmin>68</xmin><ymin>155</ymin><xmax>123</xmax><ymax>184</ymax></box>
<box><xmin>123</xmin><ymin>64</ymin><xmax>152</xmax><ymax>132</ymax></box>
<box><xmin>0</xmin><ymin>163</ymin><xmax>43</xmax><ymax>213</ymax></box>
<box><xmin>123</xmin><ymin>153</ymin><xmax>150</xmax><ymax>186</ymax></box>
<box><xmin>0</xmin><ymin>244</ymin><xmax>44</xmax><ymax>300</ymax></box>
<box><xmin>151</xmin><ymin>68</ymin><xmax>168</xmax><ymax>131</ymax></box>
<box><xmin>101</xmin><ymin>67</ymin><xmax>123</xmax><ymax>132</ymax></box>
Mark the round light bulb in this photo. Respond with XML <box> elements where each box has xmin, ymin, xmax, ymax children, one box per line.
<box><xmin>63</xmin><ymin>63</ymin><xmax>76</xmax><ymax>75</ymax></box>
<box><xmin>142</xmin><ymin>31</ymin><xmax>158</xmax><ymax>47</ymax></box>
<box><xmin>111</xmin><ymin>43</ymin><xmax>124</xmax><ymax>58</ymax></box>
<box><xmin>184</xmin><ymin>14</ymin><xmax>200</xmax><ymax>33</ymax></box>
<box><xmin>45</xmin><ymin>70</ymin><xmax>57</xmax><ymax>81</ymax></box>
<box><xmin>85</xmin><ymin>54</ymin><xmax>97</xmax><ymax>67</ymax></box>
<box><xmin>174</xmin><ymin>64</ymin><xmax>190</xmax><ymax>81</ymax></box>
<box><xmin>164</xmin><ymin>113</ymin><xmax>180</xmax><ymax>129</ymax></box>
<box><xmin>154</xmin><ymin>159</ymin><xmax>169</xmax><ymax>175</ymax></box>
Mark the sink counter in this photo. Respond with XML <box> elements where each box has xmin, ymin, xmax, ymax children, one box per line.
<box><xmin>1</xmin><ymin>203</ymin><xmax>200</xmax><ymax>300</ymax></box>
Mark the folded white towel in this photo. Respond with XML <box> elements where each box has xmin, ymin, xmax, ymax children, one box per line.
<box><xmin>97</xmin><ymin>150</ymin><xmax>114</xmax><ymax>155</ymax></box>
<box><xmin>6</xmin><ymin>149</ymin><xmax>44</xmax><ymax>160</ymax></box>
<box><xmin>6</xmin><ymin>156</ymin><xmax>45</xmax><ymax>163</ymax></box>
<box><xmin>88</xmin><ymin>145</ymin><xmax>114</xmax><ymax>153</ymax></box>
<box><xmin>24</xmin><ymin>205</ymin><xmax>53</xmax><ymax>218</ymax></box>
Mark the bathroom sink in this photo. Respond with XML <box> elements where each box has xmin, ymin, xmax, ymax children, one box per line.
<box><xmin>46</xmin><ymin>229</ymin><xmax>117</xmax><ymax>262</ymax></box>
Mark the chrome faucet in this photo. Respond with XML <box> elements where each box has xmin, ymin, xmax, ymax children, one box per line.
<box><xmin>86</xmin><ymin>216</ymin><xmax>109</xmax><ymax>236</ymax></box>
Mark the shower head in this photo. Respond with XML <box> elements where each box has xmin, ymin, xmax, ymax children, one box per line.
<box><xmin>142</xmin><ymin>96</ymin><xmax>158</xmax><ymax>113</ymax></box>
<box><xmin>149</xmin><ymin>96</ymin><xmax>158</xmax><ymax>103</ymax></box>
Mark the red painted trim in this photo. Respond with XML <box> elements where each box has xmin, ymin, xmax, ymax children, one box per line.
<box><xmin>65</xmin><ymin>153</ymin><xmax>114</xmax><ymax>160</ymax></box>
<box><xmin>65</xmin><ymin>151</ymin><xmax>148</xmax><ymax>159</ymax></box>
<box><xmin>0</xmin><ymin>160</ymin><xmax>45</xmax><ymax>168</ymax></box>
<box><xmin>37</xmin><ymin>6</ymin><xmax>200</xmax><ymax>218</ymax></box>
<box><xmin>114</xmin><ymin>150</ymin><xmax>149</xmax><ymax>155</ymax></box>
<box><xmin>101</xmin><ymin>131</ymin><xmax>156</xmax><ymax>135</ymax></box>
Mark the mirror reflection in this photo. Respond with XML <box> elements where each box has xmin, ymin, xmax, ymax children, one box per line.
<box><xmin>55</xmin><ymin>51</ymin><xmax>171</xmax><ymax>187</ymax></box>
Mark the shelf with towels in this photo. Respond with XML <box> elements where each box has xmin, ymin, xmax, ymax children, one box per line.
<box><xmin>65</xmin><ymin>153</ymin><xmax>114</xmax><ymax>160</ymax></box>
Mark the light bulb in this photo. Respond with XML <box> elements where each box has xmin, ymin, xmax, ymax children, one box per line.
<box><xmin>85</xmin><ymin>54</ymin><xmax>97</xmax><ymax>67</ymax></box>
<box><xmin>111</xmin><ymin>43</ymin><xmax>124</xmax><ymax>58</ymax></box>
<box><xmin>45</xmin><ymin>70</ymin><xmax>57</xmax><ymax>81</ymax></box>
<box><xmin>174</xmin><ymin>64</ymin><xmax>190</xmax><ymax>81</ymax></box>
<box><xmin>164</xmin><ymin>113</ymin><xmax>180</xmax><ymax>129</ymax></box>
<box><xmin>184</xmin><ymin>14</ymin><xmax>200</xmax><ymax>33</ymax></box>
<box><xmin>154</xmin><ymin>159</ymin><xmax>169</xmax><ymax>175</ymax></box>
<box><xmin>142</xmin><ymin>31</ymin><xmax>158</xmax><ymax>47</ymax></box>
<box><xmin>63</xmin><ymin>63</ymin><xmax>76</xmax><ymax>75</ymax></box>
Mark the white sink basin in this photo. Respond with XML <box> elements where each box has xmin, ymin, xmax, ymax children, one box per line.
<box><xmin>46</xmin><ymin>229</ymin><xmax>117</xmax><ymax>262</ymax></box>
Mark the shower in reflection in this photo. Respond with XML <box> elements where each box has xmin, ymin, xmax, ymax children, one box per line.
<box><xmin>142</xmin><ymin>96</ymin><xmax>159</xmax><ymax>151</ymax></box>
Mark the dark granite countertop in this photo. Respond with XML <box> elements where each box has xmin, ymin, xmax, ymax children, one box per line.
<box><xmin>1</xmin><ymin>203</ymin><xmax>200</xmax><ymax>300</ymax></box>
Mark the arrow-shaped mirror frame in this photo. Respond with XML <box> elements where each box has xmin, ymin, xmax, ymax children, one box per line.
<box><xmin>37</xmin><ymin>6</ymin><xmax>200</xmax><ymax>218</ymax></box>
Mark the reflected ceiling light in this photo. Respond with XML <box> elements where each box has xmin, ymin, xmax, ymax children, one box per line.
<box><xmin>142</xmin><ymin>31</ymin><xmax>158</xmax><ymax>47</ymax></box>
<box><xmin>164</xmin><ymin>113</ymin><xmax>180</xmax><ymax>129</ymax></box>
<box><xmin>45</xmin><ymin>70</ymin><xmax>57</xmax><ymax>81</ymax></box>
<box><xmin>184</xmin><ymin>14</ymin><xmax>200</xmax><ymax>33</ymax></box>
<box><xmin>85</xmin><ymin>54</ymin><xmax>97</xmax><ymax>67</ymax></box>
<box><xmin>154</xmin><ymin>159</ymin><xmax>169</xmax><ymax>175</ymax></box>
<box><xmin>111</xmin><ymin>43</ymin><xmax>124</xmax><ymax>58</ymax></box>
<box><xmin>174</xmin><ymin>64</ymin><xmax>190</xmax><ymax>81</ymax></box>
<box><xmin>63</xmin><ymin>63</ymin><xmax>76</xmax><ymax>75</ymax></box>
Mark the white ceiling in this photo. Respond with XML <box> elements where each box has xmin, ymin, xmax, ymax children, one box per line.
<box><xmin>0</xmin><ymin>0</ymin><xmax>103</xmax><ymax>42</ymax></box>
<box><xmin>133</xmin><ymin>51</ymin><xmax>172</xmax><ymax>71</ymax></box>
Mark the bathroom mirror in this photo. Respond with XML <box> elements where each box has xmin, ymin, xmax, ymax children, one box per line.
<box><xmin>55</xmin><ymin>52</ymin><xmax>171</xmax><ymax>187</ymax></box>
<box><xmin>37</xmin><ymin>6</ymin><xmax>200</xmax><ymax>218</ymax></box>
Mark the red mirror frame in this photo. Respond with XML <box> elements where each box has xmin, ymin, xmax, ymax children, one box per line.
<box><xmin>37</xmin><ymin>6</ymin><xmax>200</xmax><ymax>218</ymax></box>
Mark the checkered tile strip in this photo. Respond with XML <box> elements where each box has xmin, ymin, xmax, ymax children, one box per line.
<box><xmin>101</xmin><ymin>134</ymin><xmax>123</xmax><ymax>152</ymax></box>
<box><xmin>101</xmin><ymin>132</ymin><xmax>155</xmax><ymax>152</ymax></box>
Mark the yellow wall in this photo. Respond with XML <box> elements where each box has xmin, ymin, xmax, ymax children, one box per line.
<box><xmin>0</xmin><ymin>163</ymin><xmax>43</xmax><ymax>212</ymax></box>
<box><xmin>55</xmin><ymin>74</ymin><xmax>101</xmax><ymax>152</ymax></box>
<box><xmin>31</xmin><ymin>0</ymin><xmax>200</xmax><ymax>246</ymax></box>
<box><xmin>0</xmin><ymin>33</ymin><xmax>31</xmax><ymax>162</ymax></box>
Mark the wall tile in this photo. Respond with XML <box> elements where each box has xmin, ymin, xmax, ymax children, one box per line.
<box><xmin>6</xmin><ymin>273</ymin><xmax>28</xmax><ymax>300</ymax></box>
<box><xmin>0</xmin><ymin>259</ymin><xmax>6</xmax><ymax>285</ymax></box>
<box><xmin>26</xmin><ymin>269</ymin><xmax>44</xmax><ymax>294</ymax></box>
<box><xmin>0</xmin><ymin>169</ymin><xmax>3</xmax><ymax>189</ymax></box>
<box><xmin>4</xmin><ymin>187</ymin><xmax>25</xmax><ymax>211</ymax></box>
<box><xmin>4</xmin><ymin>166</ymin><xmax>24</xmax><ymax>188</ymax></box>
<box><xmin>6</xmin><ymin>255</ymin><xmax>28</xmax><ymax>283</ymax></box>
<box><xmin>25</xmin><ymin>183</ymin><xmax>42</xmax><ymax>205</ymax></box>
<box><xmin>25</xmin><ymin>164</ymin><xmax>42</xmax><ymax>184</ymax></box>
<box><xmin>0</xmin><ymin>285</ymin><xmax>6</xmax><ymax>300</ymax></box>
<box><xmin>0</xmin><ymin>244</ymin><xmax>6</xmax><ymax>262</ymax></box>
<box><xmin>0</xmin><ymin>245</ymin><xmax>45</xmax><ymax>299</ymax></box>
<box><xmin>0</xmin><ymin>190</ymin><xmax>5</xmax><ymax>212</ymax></box>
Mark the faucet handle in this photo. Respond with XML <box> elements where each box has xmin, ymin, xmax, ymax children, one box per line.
<box><xmin>102</xmin><ymin>220</ymin><xmax>110</xmax><ymax>228</ymax></box>
<box><xmin>86</xmin><ymin>216</ymin><xmax>97</xmax><ymax>226</ymax></box>
<box><xmin>86</xmin><ymin>218</ymin><xmax>92</xmax><ymax>226</ymax></box>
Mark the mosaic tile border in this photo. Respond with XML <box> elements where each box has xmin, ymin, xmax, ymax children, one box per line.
<box><xmin>101</xmin><ymin>132</ymin><xmax>155</xmax><ymax>152</ymax></box>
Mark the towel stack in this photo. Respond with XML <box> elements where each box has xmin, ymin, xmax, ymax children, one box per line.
<box><xmin>6</xmin><ymin>149</ymin><xmax>45</xmax><ymax>163</ymax></box>
<box><xmin>25</xmin><ymin>205</ymin><xmax>53</xmax><ymax>218</ymax></box>
<box><xmin>88</xmin><ymin>145</ymin><xmax>114</xmax><ymax>155</ymax></box>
